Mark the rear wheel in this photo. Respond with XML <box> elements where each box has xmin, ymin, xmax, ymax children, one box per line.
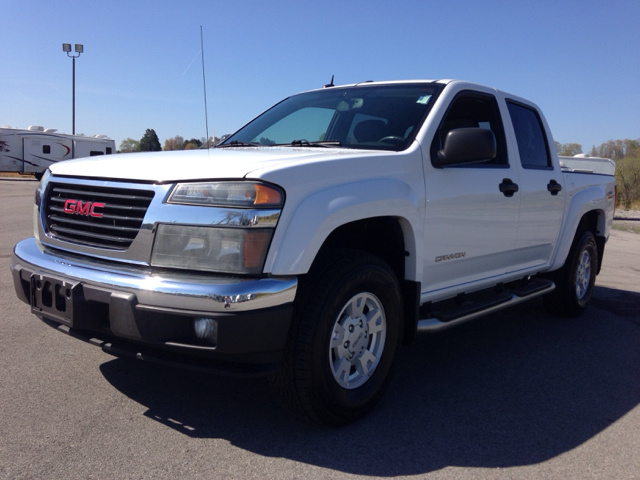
<box><xmin>544</xmin><ymin>230</ymin><xmax>598</xmax><ymax>317</ymax></box>
<box><xmin>271</xmin><ymin>250</ymin><xmax>403</xmax><ymax>426</ymax></box>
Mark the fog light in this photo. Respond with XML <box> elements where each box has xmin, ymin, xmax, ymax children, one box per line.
<box><xmin>194</xmin><ymin>318</ymin><xmax>218</xmax><ymax>346</ymax></box>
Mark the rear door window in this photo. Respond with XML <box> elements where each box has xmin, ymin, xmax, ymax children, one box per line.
<box><xmin>507</xmin><ymin>101</ymin><xmax>552</xmax><ymax>169</ymax></box>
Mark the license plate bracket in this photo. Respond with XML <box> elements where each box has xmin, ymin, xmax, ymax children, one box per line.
<box><xmin>30</xmin><ymin>274</ymin><xmax>82</xmax><ymax>327</ymax></box>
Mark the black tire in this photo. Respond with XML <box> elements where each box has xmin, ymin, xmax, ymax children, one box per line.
<box><xmin>543</xmin><ymin>230</ymin><xmax>598</xmax><ymax>317</ymax></box>
<box><xmin>34</xmin><ymin>171</ymin><xmax>44</xmax><ymax>181</ymax></box>
<box><xmin>270</xmin><ymin>249</ymin><xmax>403</xmax><ymax>426</ymax></box>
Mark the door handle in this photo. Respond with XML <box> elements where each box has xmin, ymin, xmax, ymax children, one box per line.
<box><xmin>499</xmin><ymin>178</ymin><xmax>519</xmax><ymax>197</ymax></box>
<box><xmin>547</xmin><ymin>179</ymin><xmax>562</xmax><ymax>195</ymax></box>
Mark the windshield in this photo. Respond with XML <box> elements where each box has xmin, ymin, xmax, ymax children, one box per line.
<box><xmin>220</xmin><ymin>83</ymin><xmax>443</xmax><ymax>151</ymax></box>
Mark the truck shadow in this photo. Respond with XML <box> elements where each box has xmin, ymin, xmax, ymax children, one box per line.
<box><xmin>99</xmin><ymin>285</ymin><xmax>640</xmax><ymax>476</ymax></box>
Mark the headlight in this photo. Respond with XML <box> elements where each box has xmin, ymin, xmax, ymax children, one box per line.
<box><xmin>167</xmin><ymin>182</ymin><xmax>283</xmax><ymax>208</ymax></box>
<box><xmin>151</xmin><ymin>225</ymin><xmax>273</xmax><ymax>274</ymax></box>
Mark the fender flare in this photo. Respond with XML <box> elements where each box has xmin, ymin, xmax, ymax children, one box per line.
<box><xmin>549</xmin><ymin>185</ymin><xmax>608</xmax><ymax>272</ymax></box>
<box><xmin>266</xmin><ymin>178</ymin><xmax>422</xmax><ymax>279</ymax></box>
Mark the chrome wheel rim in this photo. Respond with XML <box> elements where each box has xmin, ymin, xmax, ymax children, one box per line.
<box><xmin>329</xmin><ymin>292</ymin><xmax>386</xmax><ymax>390</ymax></box>
<box><xmin>575</xmin><ymin>249</ymin><xmax>592</xmax><ymax>300</ymax></box>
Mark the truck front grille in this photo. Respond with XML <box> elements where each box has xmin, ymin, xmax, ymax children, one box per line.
<box><xmin>44</xmin><ymin>183</ymin><xmax>155</xmax><ymax>250</ymax></box>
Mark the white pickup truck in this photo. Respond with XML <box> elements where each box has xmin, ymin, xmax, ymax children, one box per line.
<box><xmin>11</xmin><ymin>80</ymin><xmax>616</xmax><ymax>426</ymax></box>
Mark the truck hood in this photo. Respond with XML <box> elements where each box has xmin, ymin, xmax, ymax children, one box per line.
<box><xmin>48</xmin><ymin>148</ymin><xmax>349</xmax><ymax>182</ymax></box>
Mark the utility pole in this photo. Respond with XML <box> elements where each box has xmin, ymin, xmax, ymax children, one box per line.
<box><xmin>62</xmin><ymin>43</ymin><xmax>83</xmax><ymax>135</ymax></box>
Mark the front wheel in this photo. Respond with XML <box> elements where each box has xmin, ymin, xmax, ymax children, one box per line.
<box><xmin>544</xmin><ymin>230</ymin><xmax>598</xmax><ymax>317</ymax></box>
<box><xmin>271</xmin><ymin>250</ymin><xmax>403</xmax><ymax>426</ymax></box>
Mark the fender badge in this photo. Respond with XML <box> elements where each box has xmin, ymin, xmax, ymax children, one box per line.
<box><xmin>435</xmin><ymin>252</ymin><xmax>466</xmax><ymax>262</ymax></box>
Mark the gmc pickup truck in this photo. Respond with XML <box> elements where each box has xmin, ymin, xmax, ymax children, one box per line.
<box><xmin>11</xmin><ymin>80</ymin><xmax>616</xmax><ymax>426</ymax></box>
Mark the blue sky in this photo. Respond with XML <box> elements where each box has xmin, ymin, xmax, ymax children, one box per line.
<box><xmin>1</xmin><ymin>0</ymin><xmax>638</xmax><ymax>152</ymax></box>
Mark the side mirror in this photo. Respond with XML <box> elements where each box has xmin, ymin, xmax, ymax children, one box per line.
<box><xmin>433</xmin><ymin>128</ymin><xmax>497</xmax><ymax>168</ymax></box>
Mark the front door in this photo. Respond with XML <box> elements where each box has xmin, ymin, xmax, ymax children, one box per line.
<box><xmin>421</xmin><ymin>91</ymin><xmax>521</xmax><ymax>300</ymax></box>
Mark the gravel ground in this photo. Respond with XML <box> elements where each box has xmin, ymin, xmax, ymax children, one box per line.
<box><xmin>615</xmin><ymin>208</ymin><xmax>640</xmax><ymax>219</ymax></box>
<box><xmin>613</xmin><ymin>209</ymin><xmax>640</xmax><ymax>233</ymax></box>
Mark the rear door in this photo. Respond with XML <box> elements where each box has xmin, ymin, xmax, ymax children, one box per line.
<box><xmin>505</xmin><ymin>100</ymin><xmax>565</xmax><ymax>269</ymax></box>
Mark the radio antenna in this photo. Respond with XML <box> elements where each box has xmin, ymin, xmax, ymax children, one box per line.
<box><xmin>323</xmin><ymin>74</ymin><xmax>335</xmax><ymax>88</ymax></box>
<box><xmin>200</xmin><ymin>26</ymin><xmax>210</xmax><ymax>148</ymax></box>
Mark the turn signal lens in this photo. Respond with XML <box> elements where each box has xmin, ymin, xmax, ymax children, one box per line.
<box><xmin>244</xmin><ymin>230</ymin><xmax>272</xmax><ymax>268</ymax></box>
<box><xmin>255</xmin><ymin>184</ymin><xmax>283</xmax><ymax>206</ymax></box>
<box><xmin>168</xmin><ymin>182</ymin><xmax>284</xmax><ymax>208</ymax></box>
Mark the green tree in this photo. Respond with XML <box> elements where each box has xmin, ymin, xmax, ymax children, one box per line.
<box><xmin>119</xmin><ymin>137</ymin><xmax>140</xmax><ymax>153</ymax></box>
<box><xmin>626</xmin><ymin>139</ymin><xmax>640</xmax><ymax>157</ymax></box>
<box><xmin>554</xmin><ymin>141</ymin><xmax>582</xmax><ymax>156</ymax></box>
<box><xmin>616</xmin><ymin>158</ymin><xmax>640</xmax><ymax>208</ymax></box>
<box><xmin>183</xmin><ymin>138</ymin><xmax>202</xmax><ymax>149</ymax></box>
<box><xmin>592</xmin><ymin>138</ymin><xmax>640</xmax><ymax>160</ymax></box>
<box><xmin>139</xmin><ymin>129</ymin><xmax>162</xmax><ymax>152</ymax></box>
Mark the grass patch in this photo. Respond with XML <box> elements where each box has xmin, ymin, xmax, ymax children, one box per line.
<box><xmin>612</xmin><ymin>223</ymin><xmax>640</xmax><ymax>234</ymax></box>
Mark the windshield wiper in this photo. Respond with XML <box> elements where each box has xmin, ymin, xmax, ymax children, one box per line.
<box><xmin>286</xmin><ymin>139</ymin><xmax>343</xmax><ymax>148</ymax></box>
<box><xmin>216</xmin><ymin>140</ymin><xmax>261</xmax><ymax>147</ymax></box>
<box><xmin>217</xmin><ymin>139</ymin><xmax>343</xmax><ymax>148</ymax></box>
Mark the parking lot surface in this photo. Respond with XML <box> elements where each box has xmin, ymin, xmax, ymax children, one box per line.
<box><xmin>1</xmin><ymin>179</ymin><xmax>639</xmax><ymax>479</ymax></box>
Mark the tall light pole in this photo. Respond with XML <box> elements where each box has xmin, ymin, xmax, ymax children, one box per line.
<box><xmin>62</xmin><ymin>43</ymin><xmax>83</xmax><ymax>135</ymax></box>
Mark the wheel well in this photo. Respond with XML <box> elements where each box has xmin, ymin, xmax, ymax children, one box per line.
<box><xmin>575</xmin><ymin>209</ymin><xmax>605</xmax><ymax>274</ymax></box>
<box><xmin>313</xmin><ymin>217</ymin><xmax>419</xmax><ymax>346</ymax></box>
<box><xmin>576</xmin><ymin>209</ymin><xmax>598</xmax><ymax>236</ymax></box>
<box><xmin>319</xmin><ymin>217</ymin><xmax>406</xmax><ymax>280</ymax></box>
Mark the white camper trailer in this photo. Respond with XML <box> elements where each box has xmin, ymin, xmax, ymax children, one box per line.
<box><xmin>0</xmin><ymin>126</ymin><xmax>115</xmax><ymax>178</ymax></box>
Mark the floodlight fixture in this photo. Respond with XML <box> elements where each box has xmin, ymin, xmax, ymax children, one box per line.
<box><xmin>75</xmin><ymin>44</ymin><xmax>83</xmax><ymax>53</ymax></box>
<box><xmin>62</xmin><ymin>43</ymin><xmax>71</xmax><ymax>52</ymax></box>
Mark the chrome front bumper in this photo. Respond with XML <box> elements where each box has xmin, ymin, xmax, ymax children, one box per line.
<box><xmin>11</xmin><ymin>237</ymin><xmax>297</xmax><ymax>372</ymax></box>
<box><xmin>12</xmin><ymin>237</ymin><xmax>297</xmax><ymax>312</ymax></box>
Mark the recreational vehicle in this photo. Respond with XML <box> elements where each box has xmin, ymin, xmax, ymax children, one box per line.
<box><xmin>0</xmin><ymin>126</ymin><xmax>115</xmax><ymax>178</ymax></box>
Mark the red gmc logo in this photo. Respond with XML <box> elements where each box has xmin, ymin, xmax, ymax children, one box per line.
<box><xmin>63</xmin><ymin>199</ymin><xmax>105</xmax><ymax>218</ymax></box>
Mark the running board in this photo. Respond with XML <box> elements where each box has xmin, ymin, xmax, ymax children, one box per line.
<box><xmin>416</xmin><ymin>281</ymin><xmax>555</xmax><ymax>334</ymax></box>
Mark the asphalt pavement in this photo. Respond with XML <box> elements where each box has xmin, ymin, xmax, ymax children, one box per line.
<box><xmin>1</xmin><ymin>179</ymin><xmax>639</xmax><ymax>479</ymax></box>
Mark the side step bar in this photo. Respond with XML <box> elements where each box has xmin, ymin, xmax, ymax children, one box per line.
<box><xmin>416</xmin><ymin>280</ymin><xmax>555</xmax><ymax>334</ymax></box>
